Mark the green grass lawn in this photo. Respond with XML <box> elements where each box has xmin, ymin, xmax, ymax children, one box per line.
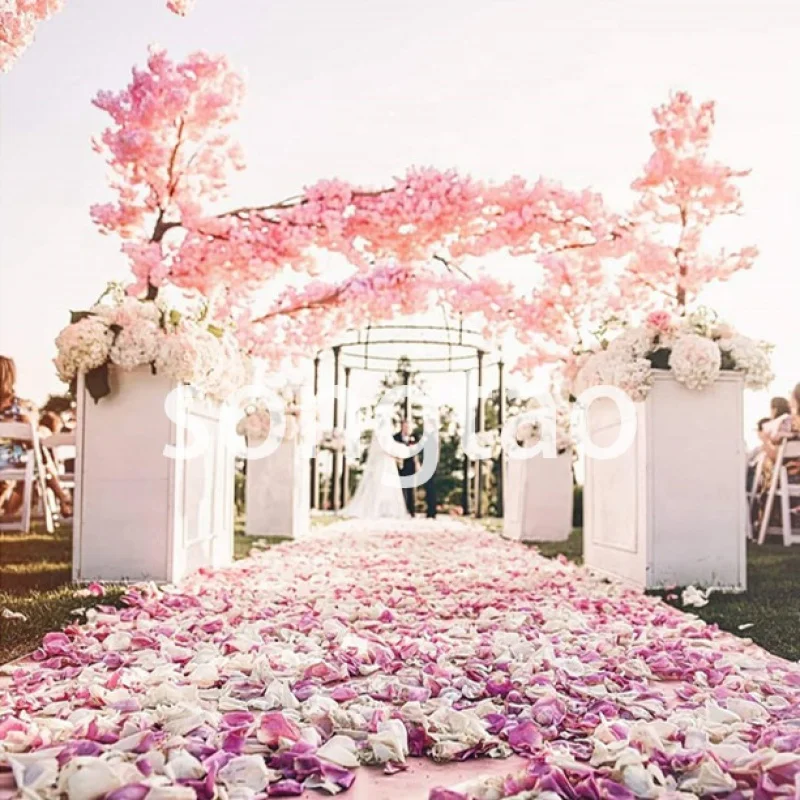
<box><xmin>2</xmin><ymin>520</ymin><xmax>798</xmax><ymax>664</ymax></box>
<box><xmin>480</xmin><ymin>519</ymin><xmax>800</xmax><ymax>662</ymax></box>
<box><xmin>1</xmin><ymin>523</ymin><xmax>291</xmax><ymax>664</ymax></box>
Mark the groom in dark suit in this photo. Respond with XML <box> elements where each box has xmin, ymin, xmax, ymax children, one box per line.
<box><xmin>394</xmin><ymin>418</ymin><xmax>418</xmax><ymax>516</ymax></box>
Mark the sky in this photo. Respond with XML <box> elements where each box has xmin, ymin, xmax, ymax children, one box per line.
<box><xmin>1</xmin><ymin>0</ymin><xmax>798</xmax><ymax>437</ymax></box>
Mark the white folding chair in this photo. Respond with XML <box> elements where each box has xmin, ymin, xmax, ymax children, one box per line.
<box><xmin>42</xmin><ymin>431</ymin><xmax>76</xmax><ymax>486</ymax></box>
<box><xmin>0</xmin><ymin>421</ymin><xmax>37</xmax><ymax>533</ymax></box>
<box><xmin>758</xmin><ymin>439</ymin><xmax>800</xmax><ymax>546</ymax></box>
<box><xmin>40</xmin><ymin>431</ymin><xmax>76</xmax><ymax>522</ymax></box>
<box><xmin>746</xmin><ymin>452</ymin><xmax>765</xmax><ymax>539</ymax></box>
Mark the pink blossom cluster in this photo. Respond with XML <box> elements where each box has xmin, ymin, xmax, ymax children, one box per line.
<box><xmin>0</xmin><ymin>2</ymin><xmax>195</xmax><ymax>72</ymax></box>
<box><xmin>0</xmin><ymin>0</ymin><xmax>63</xmax><ymax>72</ymax></box>
<box><xmin>624</xmin><ymin>91</ymin><xmax>758</xmax><ymax>309</ymax></box>
<box><xmin>510</xmin><ymin>252</ymin><xmax>627</xmax><ymax>374</ymax></box>
<box><xmin>90</xmin><ymin>46</ymin><xmax>246</xmax><ymax>297</ymax></box>
<box><xmin>234</xmin><ymin>263</ymin><xmax>421</xmax><ymax>362</ymax></box>
<box><xmin>1</xmin><ymin>521</ymin><xmax>798</xmax><ymax>798</ymax></box>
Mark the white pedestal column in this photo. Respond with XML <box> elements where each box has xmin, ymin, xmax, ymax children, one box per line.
<box><xmin>504</xmin><ymin>450</ymin><xmax>573</xmax><ymax>542</ymax></box>
<box><xmin>73</xmin><ymin>366</ymin><xmax>234</xmax><ymax>583</ymax></box>
<box><xmin>584</xmin><ymin>371</ymin><xmax>746</xmax><ymax>590</ymax></box>
<box><xmin>245</xmin><ymin>438</ymin><xmax>309</xmax><ymax>539</ymax></box>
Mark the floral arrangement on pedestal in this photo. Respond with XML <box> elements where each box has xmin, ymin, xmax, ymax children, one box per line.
<box><xmin>54</xmin><ymin>288</ymin><xmax>251</xmax><ymax>403</ymax></box>
<box><xmin>235</xmin><ymin>387</ymin><xmax>302</xmax><ymax>444</ymax></box>
<box><xmin>512</xmin><ymin>404</ymin><xmax>574</xmax><ymax>456</ymax></box>
<box><xmin>567</xmin><ymin>308</ymin><xmax>773</xmax><ymax>401</ymax></box>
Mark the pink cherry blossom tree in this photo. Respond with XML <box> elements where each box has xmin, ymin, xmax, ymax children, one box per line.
<box><xmin>0</xmin><ymin>0</ymin><xmax>194</xmax><ymax>72</ymax></box>
<box><xmin>624</xmin><ymin>91</ymin><xmax>757</xmax><ymax>311</ymax></box>
<box><xmin>90</xmin><ymin>47</ymin><xmax>622</xmax><ymax>363</ymax></box>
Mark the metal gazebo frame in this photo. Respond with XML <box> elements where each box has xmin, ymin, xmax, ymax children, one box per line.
<box><xmin>311</xmin><ymin>319</ymin><xmax>506</xmax><ymax>518</ymax></box>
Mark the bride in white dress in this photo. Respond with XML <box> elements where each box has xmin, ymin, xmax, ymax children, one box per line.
<box><xmin>342</xmin><ymin>429</ymin><xmax>410</xmax><ymax>520</ymax></box>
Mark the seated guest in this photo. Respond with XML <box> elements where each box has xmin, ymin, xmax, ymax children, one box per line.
<box><xmin>0</xmin><ymin>356</ymin><xmax>34</xmax><ymax>517</ymax></box>
<box><xmin>760</xmin><ymin>396</ymin><xmax>791</xmax><ymax>445</ymax></box>
<box><xmin>763</xmin><ymin>388</ymin><xmax>799</xmax><ymax>456</ymax></box>
<box><xmin>748</xmin><ymin>417</ymin><xmax>771</xmax><ymax>466</ymax></box>
<box><xmin>758</xmin><ymin>384</ymin><xmax>800</xmax><ymax>529</ymax></box>
<box><xmin>39</xmin><ymin>411</ymin><xmax>64</xmax><ymax>437</ymax></box>
<box><xmin>0</xmin><ymin>356</ymin><xmax>72</xmax><ymax>519</ymax></box>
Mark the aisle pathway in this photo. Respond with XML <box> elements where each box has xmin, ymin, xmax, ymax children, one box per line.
<box><xmin>1</xmin><ymin>520</ymin><xmax>799</xmax><ymax>799</ymax></box>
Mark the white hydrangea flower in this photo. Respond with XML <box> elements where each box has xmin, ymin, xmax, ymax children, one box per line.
<box><xmin>92</xmin><ymin>296</ymin><xmax>162</xmax><ymax>327</ymax></box>
<box><xmin>156</xmin><ymin>328</ymin><xmax>221</xmax><ymax>391</ymax></box>
<box><xmin>719</xmin><ymin>335</ymin><xmax>774</xmax><ymax>390</ymax></box>
<box><xmin>609</xmin><ymin>356</ymin><xmax>653</xmax><ymax>402</ymax></box>
<box><xmin>669</xmin><ymin>334</ymin><xmax>721</xmax><ymax>391</ymax></box>
<box><xmin>191</xmin><ymin>328</ymin><xmax>224</xmax><ymax>388</ymax></box>
<box><xmin>573</xmin><ymin>348</ymin><xmax>654</xmax><ymax>402</ymax></box>
<box><xmin>88</xmin><ymin>303</ymin><xmax>117</xmax><ymax>322</ymax></box>
<box><xmin>155</xmin><ymin>330</ymin><xmax>203</xmax><ymax>385</ymax></box>
<box><xmin>205</xmin><ymin>333</ymin><xmax>248</xmax><ymax>402</ymax></box>
<box><xmin>606</xmin><ymin>326</ymin><xmax>656</xmax><ymax>360</ymax></box>
<box><xmin>54</xmin><ymin>317</ymin><xmax>114</xmax><ymax>381</ymax></box>
<box><xmin>108</xmin><ymin>317</ymin><xmax>162</xmax><ymax>371</ymax></box>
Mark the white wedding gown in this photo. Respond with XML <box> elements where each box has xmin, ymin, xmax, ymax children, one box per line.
<box><xmin>342</xmin><ymin>433</ymin><xmax>410</xmax><ymax>520</ymax></box>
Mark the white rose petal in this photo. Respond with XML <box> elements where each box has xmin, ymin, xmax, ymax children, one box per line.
<box><xmin>165</xmin><ymin>751</ymin><xmax>205</xmax><ymax>781</ymax></box>
<box><xmin>218</xmin><ymin>755</ymin><xmax>272</xmax><ymax>791</ymax></box>
<box><xmin>61</xmin><ymin>759</ymin><xmax>122</xmax><ymax>800</ymax></box>
<box><xmin>317</xmin><ymin>734</ymin><xmax>361</xmax><ymax>768</ymax></box>
<box><xmin>368</xmin><ymin>719</ymin><xmax>408</xmax><ymax>764</ymax></box>
<box><xmin>9</xmin><ymin>756</ymin><xmax>59</xmax><ymax>792</ymax></box>
<box><xmin>146</xmin><ymin>787</ymin><xmax>198</xmax><ymax>800</ymax></box>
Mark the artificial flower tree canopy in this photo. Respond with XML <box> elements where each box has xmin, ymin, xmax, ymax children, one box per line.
<box><xmin>87</xmin><ymin>48</ymin><xmax>632</xmax><ymax>369</ymax></box>
<box><xmin>69</xmin><ymin>46</ymin><xmax>758</xmax><ymax>384</ymax></box>
<box><xmin>86</xmin><ymin>50</ymin><xmax>758</xmax><ymax>379</ymax></box>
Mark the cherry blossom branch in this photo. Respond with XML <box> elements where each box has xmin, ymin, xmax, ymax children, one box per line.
<box><xmin>218</xmin><ymin>188</ymin><xmax>392</xmax><ymax>220</ymax></box>
<box><xmin>432</xmin><ymin>254</ymin><xmax>473</xmax><ymax>281</ymax></box>
<box><xmin>250</xmin><ymin>287</ymin><xmax>348</xmax><ymax>325</ymax></box>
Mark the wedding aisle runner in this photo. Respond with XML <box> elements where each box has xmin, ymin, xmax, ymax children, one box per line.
<box><xmin>2</xmin><ymin>520</ymin><xmax>799</xmax><ymax>799</ymax></box>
